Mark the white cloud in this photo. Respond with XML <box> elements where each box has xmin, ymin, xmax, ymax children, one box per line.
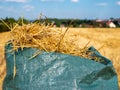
<box><xmin>23</xmin><ymin>5</ymin><xmax>34</xmax><ymax>12</ymax></box>
<box><xmin>41</xmin><ymin>0</ymin><xmax>64</xmax><ymax>2</ymax></box>
<box><xmin>96</xmin><ymin>3</ymin><xmax>107</xmax><ymax>6</ymax></box>
<box><xmin>117</xmin><ymin>1</ymin><xmax>120</xmax><ymax>5</ymax></box>
<box><xmin>4</xmin><ymin>0</ymin><xmax>28</xmax><ymax>3</ymax></box>
<box><xmin>71</xmin><ymin>0</ymin><xmax>79</xmax><ymax>3</ymax></box>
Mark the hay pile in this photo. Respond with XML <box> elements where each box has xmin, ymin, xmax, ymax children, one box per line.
<box><xmin>1</xmin><ymin>18</ymin><xmax>102</xmax><ymax>62</ymax></box>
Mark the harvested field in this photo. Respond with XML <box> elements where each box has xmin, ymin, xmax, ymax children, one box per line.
<box><xmin>0</xmin><ymin>28</ymin><xmax>120</xmax><ymax>90</ymax></box>
<box><xmin>0</xmin><ymin>32</ymin><xmax>10</xmax><ymax>90</ymax></box>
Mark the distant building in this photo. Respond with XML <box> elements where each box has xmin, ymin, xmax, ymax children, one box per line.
<box><xmin>95</xmin><ymin>19</ymin><xmax>106</xmax><ymax>27</ymax></box>
<box><xmin>107</xmin><ymin>21</ymin><xmax>116</xmax><ymax>28</ymax></box>
<box><xmin>95</xmin><ymin>19</ymin><xmax>103</xmax><ymax>23</ymax></box>
<box><xmin>60</xmin><ymin>24</ymin><xmax>65</xmax><ymax>28</ymax></box>
<box><xmin>95</xmin><ymin>19</ymin><xmax>117</xmax><ymax>28</ymax></box>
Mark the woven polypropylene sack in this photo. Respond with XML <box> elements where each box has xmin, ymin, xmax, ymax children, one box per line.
<box><xmin>3</xmin><ymin>43</ymin><xmax>119</xmax><ymax>90</ymax></box>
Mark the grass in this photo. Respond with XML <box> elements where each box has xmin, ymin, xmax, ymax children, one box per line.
<box><xmin>0</xmin><ymin>28</ymin><xmax>120</xmax><ymax>90</ymax></box>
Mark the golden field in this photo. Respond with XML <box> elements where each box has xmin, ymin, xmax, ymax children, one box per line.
<box><xmin>0</xmin><ymin>28</ymin><xmax>120</xmax><ymax>90</ymax></box>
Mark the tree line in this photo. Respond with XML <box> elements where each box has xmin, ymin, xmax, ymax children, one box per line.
<box><xmin>0</xmin><ymin>17</ymin><xmax>120</xmax><ymax>32</ymax></box>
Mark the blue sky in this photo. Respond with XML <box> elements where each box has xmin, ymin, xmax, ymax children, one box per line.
<box><xmin>0</xmin><ymin>0</ymin><xmax>120</xmax><ymax>19</ymax></box>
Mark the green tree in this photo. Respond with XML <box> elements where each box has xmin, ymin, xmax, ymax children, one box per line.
<box><xmin>17</xmin><ymin>18</ymin><xmax>29</xmax><ymax>25</ymax></box>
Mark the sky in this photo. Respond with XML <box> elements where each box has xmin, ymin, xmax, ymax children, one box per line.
<box><xmin>0</xmin><ymin>0</ymin><xmax>120</xmax><ymax>20</ymax></box>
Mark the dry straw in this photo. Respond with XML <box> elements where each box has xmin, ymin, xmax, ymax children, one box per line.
<box><xmin>0</xmin><ymin>17</ymin><xmax>102</xmax><ymax>62</ymax></box>
<box><xmin>1</xmin><ymin>17</ymin><xmax>105</xmax><ymax>78</ymax></box>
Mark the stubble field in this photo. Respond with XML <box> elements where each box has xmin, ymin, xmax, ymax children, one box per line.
<box><xmin>0</xmin><ymin>28</ymin><xmax>120</xmax><ymax>90</ymax></box>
